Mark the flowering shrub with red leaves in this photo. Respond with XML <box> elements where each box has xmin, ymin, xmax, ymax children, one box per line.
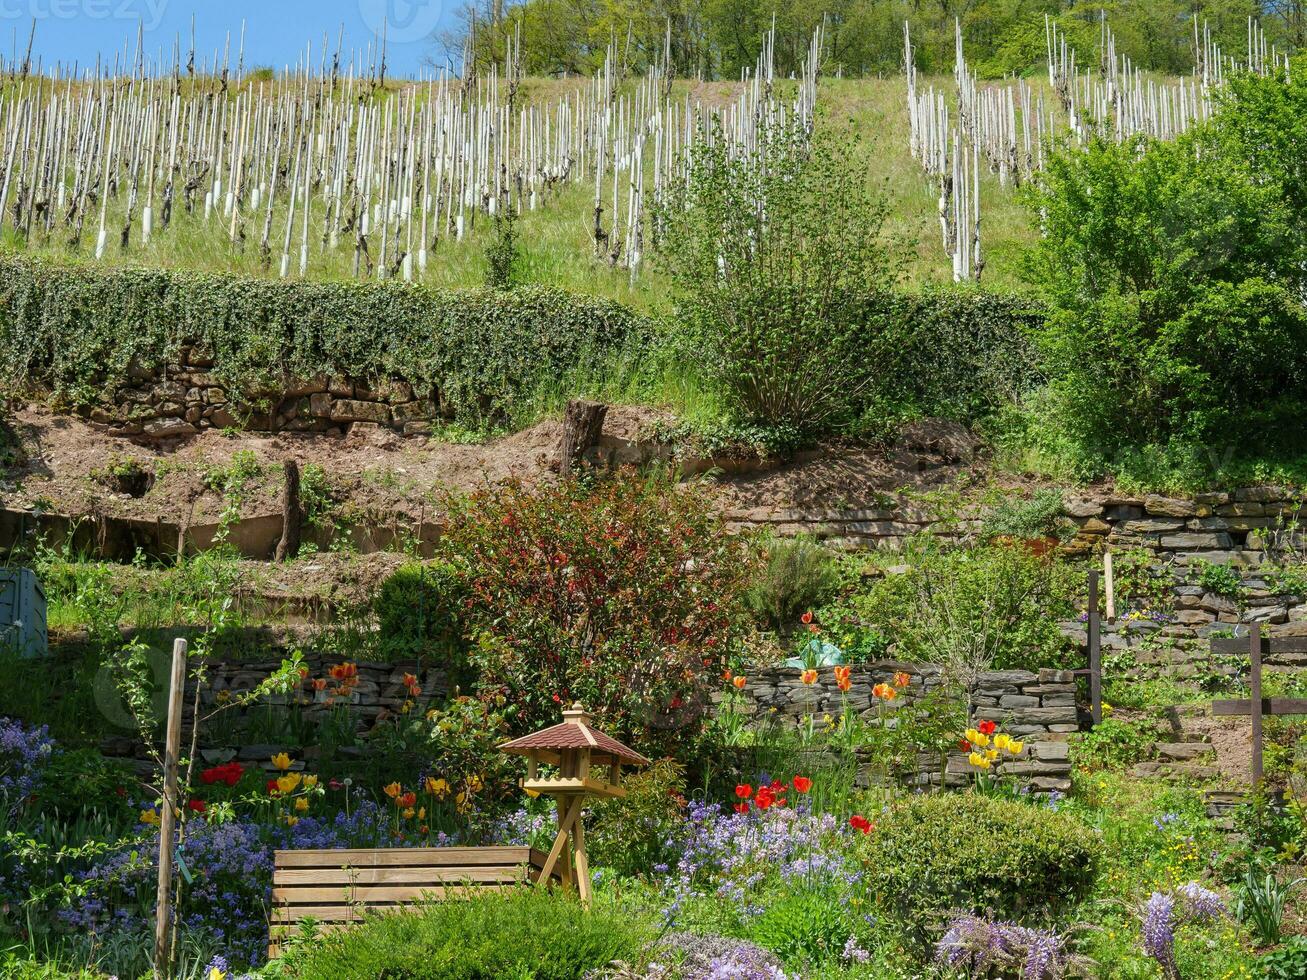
<box><xmin>442</xmin><ymin>474</ymin><xmax>750</xmax><ymax>756</ymax></box>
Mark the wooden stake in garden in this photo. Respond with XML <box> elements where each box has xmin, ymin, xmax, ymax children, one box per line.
<box><xmin>1209</xmin><ymin>627</ymin><xmax>1307</xmax><ymax>787</ymax></box>
<box><xmin>499</xmin><ymin>704</ymin><xmax>648</xmax><ymax>904</ymax></box>
<box><xmin>153</xmin><ymin>637</ymin><xmax>188</xmax><ymax>980</ymax></box>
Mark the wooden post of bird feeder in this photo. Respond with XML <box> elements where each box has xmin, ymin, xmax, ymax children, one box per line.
<box><xmin>499</xmin><ymin>703</ymin><xmax>649</xmax><ymax>905</ymax></box>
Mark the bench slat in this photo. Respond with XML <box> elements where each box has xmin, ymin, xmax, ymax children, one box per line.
<box><xmin>273</xmin><ymin>846</ymin><xmax>533</xmax><ymax>868</ymax></box>
<box><xmin>274</xmin><ymin>865</ymin><xmax>527</xmax><ymax>886</ymax></box>
<box><xmin>275</xmin><ymin>883</ymin><xmax>522</xmax><ymax>904</ymax></box>
<box><xmin>271</xmin><ymin>888</ymin><xmax>515</xmax><ymax>922</ymax></box>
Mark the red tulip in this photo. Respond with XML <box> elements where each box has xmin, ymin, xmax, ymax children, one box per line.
<box><xmin>849</xmin><ymin>814</ymin><xmax>873</xmax><ymax>834</ymax></box>
<box><xmin>792</xmin><ymin>776</ymin><xmax>812</xmax><ymax>794</ymax></box>
<box><xmin>735</xmin><ymin>784</ymin><xmax>753</xmax><ymax>799</ymax></box>
<box><xmin>978</xmin><ymin>720</ymin><xmax>997</xmax><ymax>736</ymax></box>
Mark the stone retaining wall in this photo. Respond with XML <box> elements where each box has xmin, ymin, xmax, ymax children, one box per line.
<box><xmin>727</xmin><ymin>661</ymin><xmax>1080</xmax><ymax>792</ymax></box>
<box><xmin>85</xmin><ymin>350</ymin><xmax>441</xmax><ymax>439</ymax></box>
<box><xmin>726</xmin><ymin>488</ymin><xmax>1305</xmax><ymax>557</ymax></box>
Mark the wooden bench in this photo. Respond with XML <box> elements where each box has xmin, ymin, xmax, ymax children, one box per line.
<box><xmin>268</xmin><ymin>845</ymin><xmax>558</xmax><ymax>957</ymax></box>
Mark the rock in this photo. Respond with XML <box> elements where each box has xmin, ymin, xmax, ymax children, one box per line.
<box><xmin>140</xmin><ymin>419</ymin><xmax>198</xmax><ymax>440</ymax></box>
<box><xmin>999</xmin><ymin>694</ymin><xmax>1040</xmax><ymax>708</ymax></box>
<box><xmin>1033</xmin><ymin>741</ymin><xmax>1071</xmax><ymax>761</ymax></box>
<box><xmin>1145</xmin><ymin>496</ymin><xmax>1198</xmax><ymax>517</ymax></box>
<box><xmin>330</xmin><ymin>399</ymin><xmax>392</xmax><ymax>424</ymax></box>
<box><xmin>1063</xmin><ymin>497</ymin><xmax>1105</xmax><ymax>518</ymax></box>
<box><xmin>1123</xmin><ymin>519</ymin><xmax>1186</xmax><ymax>534</ymax></box>
<box><xmin>1159</xmin><ymin>532</ymin><xmax>1234</xmax><ymax>550</ymax></box>
<box><xmin>1155</xmin><ymin>742</ymin><xmax>1214</xmax><ymax>762</ymax></box>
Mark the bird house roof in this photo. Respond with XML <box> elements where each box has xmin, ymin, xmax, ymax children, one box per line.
<box><xmin>499</xmin><ymin>704</ymin><xmax>650</xmax><ymax>766</ymax></box>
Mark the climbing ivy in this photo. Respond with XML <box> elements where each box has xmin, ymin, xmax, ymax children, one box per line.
<box><xmin>0</xmin><ymin>258</ymin><xmax>652</xmax><ymax>424</ymax></box>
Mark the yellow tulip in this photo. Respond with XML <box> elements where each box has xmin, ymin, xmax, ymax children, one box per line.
<box><xmin>467</xmin><ymin>774</ymin><xmax>484</xmax><ymax>792</ymax></box>
<box><xmin>967</xmin><ymin>751</ymin><xmax>991</xmax><ymax>770</ymax></box>
<box><xmin>294</xmin><ymin>797</ymin><xmax>309</xmax><ymax>813</ymax></box>
<box><xmin>994</xmin><ymin>734</ymin><xmax>1011</xmax><ymax>751</ymax></box>
<box><xmin>284</xmin><ymin>815</ymin><xmax>299</xmax><ymax>827</ymax></box>
<box><xmin>302</xmin><ymin>774</ymin><xmax>318</xmax><ymax>789</ymax></box>
<box><xmin>209</xmin><ymin>969</ymin><xmax>226</xmax><ymax>980</ymax></box>
<box><xmin>140</xmin><ymin>808</ymin><xmax>160</xmax><ymax>825</ymax></box>
<box><xmin>1008</xmin><ymin>740</ymin><xmax>1024</xmax><ymax>755</ymax></box>
<box><xmin>425</xmin><ymin>777</ymin><xmax>450</xmax><ymax>799</ymax></box>
<box><xmin>418</xmin><ymin>807</ymin><xmax>426</xmax><ymax>820</ymax></box>
<box><xmin>383</xmin><ymin>782</ymin><xmax>403</xmax><ymax>799</ymax></box>
<box><xmin>964</xmin><ymin>728</ymin><xmax>980</xmax><ymax>743</ymax></box>
<box><xmin>277</xmin><ymin>773</ymin><xmax>302</xmax><ymax>794</ymax></box>
<box><xmin>525</xmin><ymin>788</ymin><xmax>540</xmax><ymax>799</ymax></box>
<box><xmin>985</xmin><ymin>749</ymin><xmax>999</xmax><ymax>762</ymax></box>
<box><xmin>271</xmin><ymin>752</ymin><xmax>292</xmax><ymax>771</ymax></box>
<box><xmin>402</xmin><ymin>807</ymin><xmax>416</xmax><ymax>819</ymax></box>
<box><xmin>972</xmin><ymin>733</ymin><xmax>990</xmax><ymax>749</ymax></box>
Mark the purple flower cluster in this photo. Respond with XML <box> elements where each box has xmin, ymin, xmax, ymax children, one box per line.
<box><xmin>0</xmin><ymin>716</ymin><xmax>53</xmax><ymax>813</ymax></box>
<box><xmin>62</xmin><ymin>798</ymin><xmax>520</xmax><ymax>968</ymax></box>
<box><xmin>1140</xmin><ymin>882</ymin><xmax>1225</xmax><ymax>979</ymax></box>
<box><xmin>935</xmin><ymin>914</ymin><xmax>1079</xmax><ymax>980</ymax></box>
<box><xmin>643</xmin><ymin>933</ymin><xmax>791</xmax><ymax>980</ymax></box>
<box><xmin>654</xmin><ymin>799</ymin><xmax>859</xmax><ymax>929</ymax></box>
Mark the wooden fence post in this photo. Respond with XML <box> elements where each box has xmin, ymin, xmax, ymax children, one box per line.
<box><xmin>1088</xmin><ymin>569</ymin><xmax>1102</xmax><ymax>726</ymax></box>
<box><xmin>153</xmin><ymin>637</ymin><xmax>188</xmax><ymax>980</ymax></box>
<box><xmin>1250</xmin><ymin>624</ymin><xmax>1263</xmax><ymax>787</ymax></box>
<box><xmin>1103</xmin><ymin>550</ymin><xmax>1116</xmax><ymax>623</ymax></box>
<box><xmin>274</xmin><ymin>460</ymin><xmax>301</xmax><ymax>562</ymax></box>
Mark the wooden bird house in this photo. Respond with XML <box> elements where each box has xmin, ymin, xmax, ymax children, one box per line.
<box><xmin>499</xmin><ymin>703</ymin><xmax>649</xmax><ymax>902</ymax></box>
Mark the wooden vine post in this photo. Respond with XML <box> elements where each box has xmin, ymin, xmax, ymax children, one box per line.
<box><xmin>153</xmin><ymin>637</ymin><xmax>188</xmax><ymax>980</ymax></box>
<box><xmin>499</xmin><ymin>704</ymin><xmax>648</xmax><ymax>904</ymax></box>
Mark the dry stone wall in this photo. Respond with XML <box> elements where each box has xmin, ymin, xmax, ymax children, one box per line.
<box><xmin>84</xmin><ymin>349</ymin><xmax>441</xmax><ymax>439</ymax></box>
<box><xmin>726</xmin><ymin>487</ymin><xmax>1305</xmax><ymax>557</ymax></box>
<box><xmin>726</xmin><ymin>662</ymin><xmax>1081</xmax><ymax>793</ymax></box>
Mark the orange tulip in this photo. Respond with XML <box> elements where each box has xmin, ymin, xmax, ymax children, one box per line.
<box><xmin>893</xmin><ymin>671</ymin><xmax>911</xmax><ymax>688</ymax></box>
<box><xmin>801</xmin><ymin>669</ymin><xmax>818</xmax><ymax>685</ymax></box>
<box><xmin>732</xmin><ymin>675</ymin><xmax>747</xmax><ymax>689</ymax></box>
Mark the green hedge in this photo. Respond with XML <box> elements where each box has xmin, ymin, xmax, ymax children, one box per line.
<box><xmin>0</xmin><ymin>257</ymin><xmax>1042</xmax><ymax>432</ymax></box>
<box><xmin>861</xmin><ymin>288</ymin><xmax>1044</xmax><ymax>423</ymax></box>
<box><xmin>859</xmin><ymin>792</ymin><xmax>1098</xmax><ymax>947</ymax></box>
<box><xmin>0</xmin><ymin>258</ymin><xmax>652</xmax><ymax>423</ymax></box>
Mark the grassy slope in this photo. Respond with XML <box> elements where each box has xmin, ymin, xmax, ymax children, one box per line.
<box><xmin>0</xmin><ymin>75</ymin><xmax>1042</xmax><ymax>305</ymax></box>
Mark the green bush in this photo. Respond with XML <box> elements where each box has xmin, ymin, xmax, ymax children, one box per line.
<box><xmin>859</xmin><ymin>792</ymin><xmax>1098</xmax><ymax>946</ymax></box>
<box><xmin>744</xmin><ymin>535</ymin><xmax>841</xmax><ymax>635</ymax></box>
<box><xmin>1261</xmin><ymin>936</ymin><xmax>1307</xmax><ymax>980</ymax></box>
<box><xmin>1071</xmin><ymin>716</ymin><xmax>1157</xmax><ymax>772</ymax></box>
<box><xmin>441</xmin><ymin>474</ymin><xmax>750</xmax><ymax>758</ymax></box>
<box><xmin>746</xmin><ymin>888</ymin><xmax>853</xmax><ymax>966</ymax></box>
<box><xmin>290</xmin><ymin>888</ymin><xmax>654</xmax><ymax>979</ymax></box>
<box><xmin>654</xmin><ymin>122</ymin><xmax>1040</xmax><ymax>440</ymax></box>
<box><xmin>849</xmin><ymin>539</ymin><xmax>1081</xmax><ymax>674</ymax></box>
<box><xmin>373</xmin><ymin>562</ymin><xmax>470</xmax><ymax>672</ymax></box>
<box><xmin>1023</xmin><ymin>70</ymin><xmax>1307</xmax><ymax>477</ymax></box>
<box><xmin>0</xmin><ymin>257</ymin><xmax>650</xmax><ymax>425</ymax></box>
<box><xmin>586</xmin><ymin>758</ymin><xmax>686</xmax><ymax>880</ymax></box>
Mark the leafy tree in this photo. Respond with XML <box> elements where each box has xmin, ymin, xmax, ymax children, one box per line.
<box><xmin>1024</xmin><ymin>77</ymin><xmax>1307</xmax><ymax>470</ymax></box>
<box><xmin>654</xmin><ymin>120</ymin><xmax>901</xmax><ymax>438</ymax></box>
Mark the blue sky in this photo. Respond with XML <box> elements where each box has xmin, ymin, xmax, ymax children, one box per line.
<box><xmin>0</xmin><ymin>0</ymin><xmax>464</xmax><ymax>77</ymax></box>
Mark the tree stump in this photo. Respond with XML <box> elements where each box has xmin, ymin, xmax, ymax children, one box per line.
<box><xmin>274</xmin><ymin>460</ymin><xmax>301</xmax><ymax>562</ymax></box>
<box><xmin>559</xmin><ymin>400</ymin><xmax>607</xmax><ymax>477</ymax></box>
